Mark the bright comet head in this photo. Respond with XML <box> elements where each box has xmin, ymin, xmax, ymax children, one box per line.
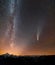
<box><xmin>37</xmin><ymin>33</ymin><xmax>39</xmax><ymax>41</ymax></box>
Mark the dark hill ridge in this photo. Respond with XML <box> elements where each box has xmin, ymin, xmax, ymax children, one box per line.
<box><xmin>0</xmin><ymin>53</ymin><xmax>55</xmax><ymax>65</ymax></box>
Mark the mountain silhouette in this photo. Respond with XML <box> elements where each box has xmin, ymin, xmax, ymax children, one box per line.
<box><xmin>0</xmin><ymin>53</ymin><xmax>55</xmax><ymax>65</ymax></box>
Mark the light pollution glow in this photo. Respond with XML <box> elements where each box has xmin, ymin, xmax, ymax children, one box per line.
<box><xmin>0</xmin><ymin>40</ymin><xmax>26</xmax><ymax>55</ymax></box>
<box><xmin>0</xmin><ymin>35</ymin><xmax>55</xmax><ymax>56</ymax></box>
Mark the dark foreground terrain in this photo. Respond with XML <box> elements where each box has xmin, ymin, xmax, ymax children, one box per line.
<box><xmin>0</xmin><ymin>54</ymin><xmax>55</xmax><ymax>65</ymax></box>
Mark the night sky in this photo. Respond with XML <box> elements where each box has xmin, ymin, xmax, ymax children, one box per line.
<box><xmin>0</xmin><ymin>0</ymin><xmax>55</xmax><ymax>55</ymax></box>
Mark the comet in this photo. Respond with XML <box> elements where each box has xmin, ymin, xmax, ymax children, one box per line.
<box><xmin>37</xmin><ymin>33</ymin><xmax>39</xmax><ymax>41</ymax></box>
<box><xmin>36</xmin><ymin>26</ymin><xmax>41</xmax><ymax>41</ymax></box>
<box><xmin>36</xmin><ymin>18</ymin><xmax>45</xmax><ymax>41</ymax></box>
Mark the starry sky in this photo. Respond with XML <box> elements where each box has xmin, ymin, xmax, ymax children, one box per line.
<box><xmin>0</xmin><ymin>0</ymin><xmax>55</xmax><ymax>55</ymax></box>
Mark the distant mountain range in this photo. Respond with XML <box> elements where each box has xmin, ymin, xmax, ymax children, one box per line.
<box><xmin>0</xmin><ymin>53</ymin><xmax>55</xmax><ymax>65</ymax></box>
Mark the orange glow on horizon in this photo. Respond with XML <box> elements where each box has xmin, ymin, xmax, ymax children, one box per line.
<box><xmin>0</xmin><ymin>46</ymin><xmax>22</xmax><ymax>56</ymax></box>
<box><xmin>0</xmin><ymin>35</ymin><xmax>55</xmax><ymax>56</ymax></box>
<box><xmin>0</xmin><ymin>40</ymin><xmax>23</xmax><ymax>56</ymax></box>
